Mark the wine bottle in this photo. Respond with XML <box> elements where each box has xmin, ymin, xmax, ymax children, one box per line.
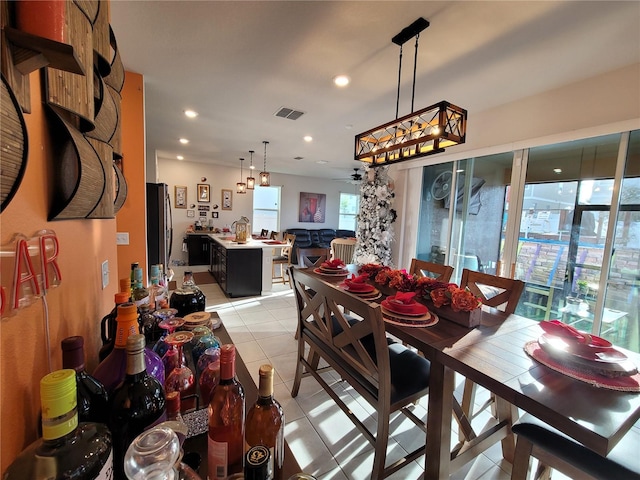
<box><xmin>109</xmin><ymin>333</ymin><xmax>166</xmax><ymax>480</ymax></box>
<box><xmin>61</xmin><ymin>336</ymin><xmax>109</xmax><ymax>425</ymax></box>
<box><xmin>131</xmin><ymin>266</ymin><xmax>151</xmax><ymax>309</ymax></box>
<box><xmin>207</xmin><ymin>344</ymin><xmax>245</xmax><ymax>479</ymax></box>
<box><xmin>93</xmin><ymin>302</ymin><xmax>165</xmax><ymax>393</ymax></box>
<box><xmin>169</xmin><ymin>271</ymin><xmax>206</xmax><ymax>317</ymax></box>
<box><xmin>245</xmin><ymin>364</ymin><xmax>285</xmax><ymax>480</ymax></box>
<box><xmin>4</xmin><ymin>370</ymin><xmax>113</xmax><ymax>479</ymax></box>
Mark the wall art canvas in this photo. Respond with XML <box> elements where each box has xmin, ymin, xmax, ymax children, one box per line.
<box><xmin>299</xmin><ymin>192</ymin><xmax>326</xmax><ymax>223</ymax></box>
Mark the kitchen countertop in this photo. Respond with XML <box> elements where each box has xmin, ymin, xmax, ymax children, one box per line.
<box><xmin>208</xmin><ymin>233</ymin><xmax>281</xmax><ymax>249</ymax></box>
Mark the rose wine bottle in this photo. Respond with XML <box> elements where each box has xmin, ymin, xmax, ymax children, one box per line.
<box><xmin>207</xmin><ymin>344</ymin><xmax>245</xmax><ymax>479</ymax></box>
<box><xmin>93</xmin><ymin>302</ymin><xmax>165</xmax><ymax>393</ymax></box>
<box><xmin>245</xmin><ymin>364</ymin><xmax>285</xmax><ymax>480</ymax></box>
<box><xmin>109</xmin><ymin>334</ymin><xmax>166</xmax><ymax>479</ymax></box>
<box><xmin>4</xmin><ymin>370</ymin><xmax>113</xmax><ymax>479</ymax></box>
<box><xmin>61</xmin><ymin>336</ymin><xmax>109</xmax><ymax>425</ymax></box>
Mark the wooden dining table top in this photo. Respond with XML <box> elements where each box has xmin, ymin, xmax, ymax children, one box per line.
<box><xmin>305</xmin><ymin>265</ymin><xmax>640</xmax><ymax>477</ymax></box>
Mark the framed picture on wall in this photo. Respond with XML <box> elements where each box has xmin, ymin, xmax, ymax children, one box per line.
<box><xmin>222</xmin><ymin>189</ymin><xmax>232</xmax><ymax>210</ymax></box>
<box><xmin>197</xmin><ymin>184</ymin><xmax>210</xmax><ymax>202</ymax></box>
<box><xmin>299</xmin><ymin>192</ymin><xmax>326</xmax><ymax>223</ymax></box>
<box><xmin>212</xmin><ymin>212</ymin><xmax>219</xmax><ymax>218</ymax></box>
<box><xmin>187</xmin><ymin>210</ymin><xmax>195</xmax><ymax>218</ymax></box>
<box><xmin>174</xmin><ymin>185</ymin><xmax>187</xmax><ymax>208</ymax></box>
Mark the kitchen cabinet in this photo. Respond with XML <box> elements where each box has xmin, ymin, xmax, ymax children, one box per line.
<box><xmin>187</xmin><ymin>234</ymin><xmax>210</xmax><ymax>266</ymax></box>
<box><xmin>209</xmin><ymin>239</ymin><xmax>262</xmax><ymax>297</ymax></box>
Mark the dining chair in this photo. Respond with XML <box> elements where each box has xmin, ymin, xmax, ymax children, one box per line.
<box><xmin>269</xmin><ymin>230</ymin><xmax>280</xmax><ymax>240</ymax></box>
<box><xmin>260</xmin><ymin>228</ymin><xmax>269</xmax><ymax>237</ymax></box>
<box><xmin>296</xmin><ymin>247</ymin><xmax>330</xmax><ymax>268</ymax></box>
<box><xmin>272</xmin><ymin>234</ymin><xmax>295</xmax><ymax>284</ymax></box>
<box><xmin>290</xmin><ymin>267</ymin><xmax>430</xmax><ymax>479</ymax></box>
<box><xmin>409</xmin><ymin>258</ymin><xmax>454</xmax><ymax>282</ymax></box>
<box><xmin>458</xmin><ymin>268</ymin><xmax>525</xmax><ymax>439</ymax></box>
<box><xmin>511</xmin><ymin>413</ymin><xmax>640</xmax><ymax>480</ymax></box>
<box><xmin>330</xmin><ymin>237</ymin><xmax>356</xmax><ymax>264</ymax></box>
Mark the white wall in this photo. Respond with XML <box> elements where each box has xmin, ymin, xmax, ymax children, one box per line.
<box><xmin>157</xmin><ymin>159</ymin><xmax>354</xmax><ymax>265</ymax></box>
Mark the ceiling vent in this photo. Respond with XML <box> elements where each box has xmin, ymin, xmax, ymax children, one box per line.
<box><xmin>274</xmin><ymin>107</ymin><xmax>305</xmax><ymax>120</ymax></box>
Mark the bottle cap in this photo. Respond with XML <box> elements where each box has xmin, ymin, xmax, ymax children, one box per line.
<box><xmin>219</xmin><ymin>344</ymin><xmax>236</xmax><ymax>379</ymax></box>
<box><xmin>115</xmin><ymin>291</ymin><xmax>130</xmax><ymax>304</ymax></box>
<box><xmin>258</xmin><ymin>364</ymin><xmax>274</xmax><ymax>398</ymax></box>
<box><xmin>126</xmin><ymin>333</ymin><xmax>146</xmax><ymax>354</ymax></box>
<box><xmin>117</xmin><ymin>302</ymin><xmax>138</xmax><ymax>320</ymax></box>
<box><xmin>120</xmin><ymin>277</ymin><xmax>131</xmax><ymax>292</ymax></box>
<box><xmin>61</xmin><ymin>336</ymin><xmax>85</xmax><ymax>371</ymax></box>
<box><xmin>245</xmin><ymin>445</ymin><xmax>270</xmax><ymax>480</ymax></box>
<box><xmin>40</xmin><ymin>369</ymin><xmax>78</xmax><ymax>440</ymax></box>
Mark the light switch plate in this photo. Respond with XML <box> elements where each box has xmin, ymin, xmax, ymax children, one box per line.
<box><xmin>116</xmin><ymin>232</ymin><xmax>129</xmax><ymax>245</ymax></box>
<box><xmin>101</xmin><ymin>260</ymin><xmax>109</xmax><ymax>289</ymax></box>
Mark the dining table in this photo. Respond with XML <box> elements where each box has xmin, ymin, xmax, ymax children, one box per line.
<box><xmin>306</xmin><ymin>265</ymin><xmax>640</xmax><ymax>479</ymax></box>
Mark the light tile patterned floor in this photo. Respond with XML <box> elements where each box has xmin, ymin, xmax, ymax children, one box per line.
<box><xmin>176</xmin><ymin>266</ymin><xmax>568</xmax><ymax>480</ymax></box>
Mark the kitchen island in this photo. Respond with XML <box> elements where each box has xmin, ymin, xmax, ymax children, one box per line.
<box><xmin>208</xmin><ymin>234</ymin><xmax>282</xmax><ymax>297</ymax></box>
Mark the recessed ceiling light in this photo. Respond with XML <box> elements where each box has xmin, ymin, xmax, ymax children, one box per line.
<box><xmin>316</xmin><ymin>160</ymin><xmax>328</xmax><ymax>164</ymax></box>
<box><xmin>177</xmin><ymin>155</ymin><xmax>184</xmax><ymax>160</ymax></box>
<box><xmin>184</xmin><ymin>110</ymin><xmax>198</xmax><ymax>118</ymax></box>
<box><xmin>179</xmin><ymin>138</ymin><xmax>189</xmax><ymax>144</ymax></box>
<box><xmin>303</xmin><ymin>136</ymin><xmax>313</xmax><ymax>142</ymax></box>
<box><xmin>333</xmin><ymin>75</ymin><xmax>350</xmax><ymax>87</ymax></box>
<box><xmin>553</xmin><ymin>168</ymin><xmax>562</xmax><ymax>173</ymax></box>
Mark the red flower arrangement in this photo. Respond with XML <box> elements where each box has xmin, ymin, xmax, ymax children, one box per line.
<box><xmin>359</xmin><ymin>263</ymin><xmax>482</xmax><ymax>312</ymax></box>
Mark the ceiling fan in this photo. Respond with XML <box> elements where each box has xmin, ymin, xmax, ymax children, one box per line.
<box><xmin>334</xmin><ymin>168</ymin><xmax>363</xmax><ymax>184</ymax></box>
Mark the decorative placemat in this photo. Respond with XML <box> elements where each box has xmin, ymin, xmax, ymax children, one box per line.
<box><xmin>382</xmin><ymin>311</ymin><xmax>439</xmax><ymax>328</ymax></box>
<box><xmin>524</xmin><ymin>341</ymin><xmax>640</xmax><ymax>392</ymax></box>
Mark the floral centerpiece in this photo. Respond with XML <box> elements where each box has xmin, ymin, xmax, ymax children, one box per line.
<box><xmin>357</xmin><ymin>263</ymin><xmax>483</xmax><ymax>327</ymax></box>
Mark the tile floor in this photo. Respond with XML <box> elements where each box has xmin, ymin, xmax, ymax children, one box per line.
<box><xmin>175</xmin><ymin>266</ymin><xmax>567</xmax><ymax>480</ymax></box>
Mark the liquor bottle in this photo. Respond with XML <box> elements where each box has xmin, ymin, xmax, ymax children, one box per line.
<box><xmin>131</xmin><ymin>266</ymin><xmax>151</xmax><ymax>310</ymax></box>
<box><xmin>4</xmin><ymin>370</ymin><xmax>113</xmax><ymax>479</ymax></box>
<box><xmin>169</xmin><ymin>271</ymin><xmax>206</xmax><ymax>317</ymax></box>
<box><xmin>93</xmin><ymin>302</ymin><xmax>165</xmax><ymax>393</ymax></box>
<box><xmin>245</xmin><ymin>364</ymin><xmax>285</xmax><ymax>480</ymax></box>
<box><xmin>99</xmin><ymin>291</ymin><xmax>133</xmax><ymax>361</ymax></box>
<box><xmin>61</xmin><ymin>336</ymin><xmax>109</xmax><ymax>425</ymax></box>
<box><xmin>207</xmin><ymin>344</ymin><xmax>245</xmax><ymax>479</ymax></box>
<box><xmin>150</xmin><ymin>263</ymin><xmax>169</xmax><ymax>310</ymax></box>
<box><xmin>109</xmin><ymin>334</ymin><xmax>166</xmax><ymax>479</ymax></box>
<box><xmin>130</xmin><ymin>262</ymin><xmax>139</xmax><ymax>294</ymax></box>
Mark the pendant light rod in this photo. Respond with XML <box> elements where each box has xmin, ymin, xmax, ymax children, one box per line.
<box><xmin>392</xmin><ymin>17</ymin><xmax>429</xmax><ymax>46</ymax></box>
<box><xmin>393</xmin><ymin>18</ymin><xmax>428</xmax><ymax>119</ymax></box>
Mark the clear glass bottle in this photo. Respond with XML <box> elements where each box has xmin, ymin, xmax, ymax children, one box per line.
<box><xmin>245</xmin><ymin>365</ymin><xmax>285</xmax><ymax>480</ymax></box>
<box><xmin>3</xmin><ymin>370</ymin><xmax>113</xmax><ymax>479</ymax></box>
<box><xmin>109</xmin><ymin>334</ymin><xmax>167</xmax><ymax>479</ymax></box>
<box><xmin>132</xmin><ymin>266</ymin><xmax>151</xmax><ymax>310</ymax></box>
<box><xmin>93</xmin><ymin>302</ymin><xmax>165</xmax><ymax>393</ymax></box>
<box><xmin>169</xmin><ymin>271</ymin><xmax>206</xmax><ymax>318</ymax></box>
<box><xmin>130</xmin><ymin>262</ymin><xmax>139</xmax><ymax>297</ymax></box>
<box><xmin>150</xmin><ymin>263</ymin><xmax>169</xmax><ymax>311</ymax></box>
<box><xmin>61</xmin><ymin>336</ymin><xmax>109</xmax><ymax>425</ymax></box>
<box><xmin>208</xmin><ymin>344</ymin><xmax>245</xmax><ymax>479</ymax></box>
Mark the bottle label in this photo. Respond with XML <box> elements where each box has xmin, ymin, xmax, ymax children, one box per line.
<box><xmin>208</xmin><ymin>437</ymin><xmax>228</xmax><ymax>480</ymax></box>
<box><xmin>94</xmin><ymin>449</ymin><xmax>114</xmax><ymax>480</ymax></box>
<box><xmin>134</xmin><ymin>295</ymin><xmax>150</xmax><ymax>307</ymax></box>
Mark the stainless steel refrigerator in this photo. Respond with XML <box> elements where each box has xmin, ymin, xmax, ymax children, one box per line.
<box><xmin>146</xmin><ymin>183</ymin><xmax>172</xmax><ymax>272</ymax></box>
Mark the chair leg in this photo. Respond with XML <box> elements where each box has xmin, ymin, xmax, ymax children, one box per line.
<box><xmin>290</xmin><ymin>336</ymin><xmax>305</xmax><ymax>397</ymax></box>
<box><xmin>511</xmin><ymin>435</ymin><xmax>535</xmax><ymax>480</ymax></box>
<box><xmin>371</xmin><ymin>405</ymin><xmax>390</xmax><ymax>480</ymax></box>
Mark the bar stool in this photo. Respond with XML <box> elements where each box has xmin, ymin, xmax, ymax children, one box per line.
<box><xmin>511</xmin><ymin>413</ymin><xmax>640</xmax><ymax>480</ymax></box>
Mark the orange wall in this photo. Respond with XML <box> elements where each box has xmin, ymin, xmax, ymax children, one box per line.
<box><xmin>116</xmin><ymin>71</ymin><xmax>148</xmax><ymax>283</ymax></box>
<box><xmin>0</xmin><ymin>72</ymin><xmax>119</xmax><ymax>470</ymax></box>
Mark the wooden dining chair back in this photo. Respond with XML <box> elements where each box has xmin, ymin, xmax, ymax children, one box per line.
<box><xmin>272</xmin><ymin>234</ymin><xmax>296</xmax><ymax>284</ymax></box>
<box><xmin>457</xmin><ymin>268</ymin><xmax>525</xmax><ymax>439</ymax></box>
<box><xmin>330</xmin><ymin>237</ymin><xmax>357</xmax><ymax>263</ymax></box>
<box><xmin>290</xmin><ymin>267</ymin><xmax>430</xmax><ymax>479</ymax></box>
<box><xmin>269</xmin><ymin>231</ymin><xmax>280</xmax><ymax>240</ymax></box>
<box><xmin>260</xmin><ymin>228</ymin><xmax>269</xmax><ymax>237</ymax></box>
<box><xmin>409</xmin><ymin>258</ymin><xmax>454</xmax><ymax>282</ymax></box>
<box><xmin>297</xmin><ymin>247</ymin><xmax>330</xmax><ymax>268</ymax></box>
<box><xmin>460</xmin><ymin>269</ymin><xmax>524</xmax><ymax>314</ymax></box>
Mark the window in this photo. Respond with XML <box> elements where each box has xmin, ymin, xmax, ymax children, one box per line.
<box><xmin>253</xmin><ymin>186</ymin><xmax>280</xmax><ymax>234</ymax></box>
<box><xmin>339</xmin><ymin>193</ymin><xmax>359</xmax><ymax>231</ymax></box>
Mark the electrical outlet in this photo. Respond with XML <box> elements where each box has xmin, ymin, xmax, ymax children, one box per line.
<box><xmin>116</xmin><ymin>232</ymin><xmax>129</xmax><ymax>245</ymax></box>
<box><xmin>101</xmin><ymin>260</ymin><xmax>109</xmax><ymax>289</ymax></box>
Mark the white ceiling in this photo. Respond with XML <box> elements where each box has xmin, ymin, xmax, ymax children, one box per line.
<box><xmin>109</xmin><ymin>1</ymin><xmax>640</xmax><ymax>182</ymax></box>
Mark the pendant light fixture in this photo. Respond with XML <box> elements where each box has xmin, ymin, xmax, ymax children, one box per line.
<box><xmin>259</xmin><ymin>140</ymin><xmax>270</xmax><ymax>187</ymax></box>
<box><xmin>246</xmin><ymin>150</ymin><xmax>256</xmax><ymax>190</ymax></box>
<box><xmin>236</xmin><ymin>158</ymin><xmax>247</xmax><ymax>194</ymax></box>
<box><xmin>355</xmin><ymin>18</ymin><xmax>467</xmax><ymax>166</ymax></box>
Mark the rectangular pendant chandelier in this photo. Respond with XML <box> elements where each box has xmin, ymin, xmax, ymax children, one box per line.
<box><xmin>355</xmin><ymin>100</ymin><xmax>467</xmax><ymax>165</ymax></box>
